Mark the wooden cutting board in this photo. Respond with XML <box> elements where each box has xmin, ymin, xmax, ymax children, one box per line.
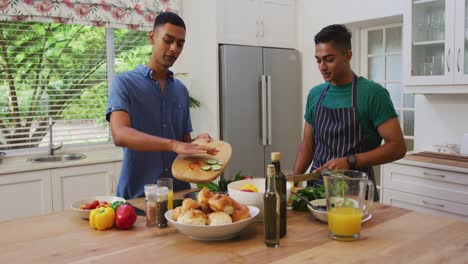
<box><xmin>405</xmin><ymin>151</ymin><xmax>468</xmax><ymax>169</ymax></box>
<box><xmin>171</xmin><ymin>139</ymin><xmax>232</xmax><ymax>183</ymax></box>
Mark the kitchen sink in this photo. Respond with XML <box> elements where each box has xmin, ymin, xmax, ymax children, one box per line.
<box><xmin>29</xmin><ymin>153</ymin><xmax>86</xmax><ymax>162</ymax></box>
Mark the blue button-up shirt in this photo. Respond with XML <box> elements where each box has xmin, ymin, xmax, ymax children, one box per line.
<box><xmin>106</xmin><ymin>65</ymin><xmax>192</xmax><ymax>199</ymax></box>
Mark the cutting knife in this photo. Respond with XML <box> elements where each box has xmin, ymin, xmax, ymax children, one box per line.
<box><xmin>285</xmin><ymin>172</ymin><xmax>321</xmax><ymax>182</ymax></box>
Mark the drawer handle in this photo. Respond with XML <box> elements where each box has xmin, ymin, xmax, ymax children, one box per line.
<box><xmin>423</xmin><ymin>172</ymin><xmax>446</xmax><ymax>178</ymax></box>
<box><xmin>422</xmin><ymin>200</ymin><xmax>445</xmax><ymax>207</ymax></box>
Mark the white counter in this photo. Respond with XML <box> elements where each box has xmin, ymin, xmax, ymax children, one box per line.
<box><xmin>394</xmin><ymin>157</ymin><xmax>468</xmax><ymax>174</ymax></box>
<box><xmin>0</xmin><ymin>146</ymin><xmax>123</xmax><ymax>175</ymax></box>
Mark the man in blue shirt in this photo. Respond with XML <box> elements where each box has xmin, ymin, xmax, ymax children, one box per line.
<box><xmin>106</xmin><ymin>12</ymin><xmax>217</xmax><ymax>199</ymax></box>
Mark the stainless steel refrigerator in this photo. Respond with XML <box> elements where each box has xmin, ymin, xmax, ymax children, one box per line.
<box><xmin>219</xmin><ymin>45</ymin><xmax>302</xmax><ymax>180</ymax></box>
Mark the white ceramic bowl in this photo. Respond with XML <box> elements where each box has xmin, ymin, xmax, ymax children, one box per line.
<box><xmin>165</xmin><ymin>206</ymin><xmax>259</xmax><ymax>241</ymax></box>
<box><xmin>227</xmin><ymin>178</ymin><xmax>291</xmax><ymax>221</ymax></box>
<box><xmin>307</xmin><ymin>199</ymin><xmax>328</xmax><ymax>222</ymax></box>
<box><xmin>307</xmin><ymin>198</ymin><xmax>373</xmax><ymax>223</ymax></box>
<box><xmin>70</xmin><ymin>196</ymin><xmax>126</xmax><ymax>219</ymax></box>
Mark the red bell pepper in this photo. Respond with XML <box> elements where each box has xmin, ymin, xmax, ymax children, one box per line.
<box><xmin>115</xmin><ymin>204</ymin><xmax>137</xmax><ymax>229</ymax></box>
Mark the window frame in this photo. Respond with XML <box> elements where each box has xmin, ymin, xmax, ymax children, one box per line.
<box><xmin>0</xmin><ymin>22</ymin><xmax>150</xmax><ymax>156</ymax></box>
<box><xmin>359</xmin><ymin>23</ymin><xmax>415</xmax><ymax>149</ymax></box>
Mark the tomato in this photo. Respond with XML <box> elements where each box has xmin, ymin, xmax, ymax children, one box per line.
<box><xmin>86</xmin><ymin>200</ymin><xmax>100</xmax><ymax>210</ymax></box>
<box><xmin>189</xmin><ymin>162</ymin><xmax>200</xmax><ymax>170</ymax></box>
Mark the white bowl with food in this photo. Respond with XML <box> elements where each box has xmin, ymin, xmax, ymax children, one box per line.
<box><xmin>70</xmin><ymin>196</ymin><xmax>126</xmax><ymax>219</ymax></box>
<box><xmin>227</xmin><ymin>178</ymin><xmax>291</xmax><ymax>221</ymax></box>
<box><xmin>165</xmin><ymin>205</ymin><xmax>259</xmax><ymax>240</ymax></box>
<box><xmin>307</xmin><ymin>198</ymin><xmax>373</xmax><ymax>223</ymax></box>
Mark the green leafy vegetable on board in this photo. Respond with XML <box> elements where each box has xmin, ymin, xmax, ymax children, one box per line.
<box><xmin>291</xmin><ymin>185</ymin><xmax>326</xmax><ymax>211</ymax></box>
<box><xmin>197</xmin><ymin>171</ymin><xmax>251</xmax><ymax>192</ymax></box>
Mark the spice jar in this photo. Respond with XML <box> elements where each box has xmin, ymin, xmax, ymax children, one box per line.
<box><xmin>144</xmin><ymin>184</ymin><xmax>157</xmax><ymax>227</ymax></box>
<box><xmin>155</xmin><ymin>186</ymin><xmax>169</xmax><ymax>228</ymax></box>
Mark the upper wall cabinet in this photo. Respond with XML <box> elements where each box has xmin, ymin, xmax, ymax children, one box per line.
<box><xmin>217</xmin><ymin>0</ymin><xmax>296</xmax><ymax>48</ymax></box>
<box><xmin>403</xmin><ymin>0</ymin><xmax>468</xmax><ymax>93</ymax></box>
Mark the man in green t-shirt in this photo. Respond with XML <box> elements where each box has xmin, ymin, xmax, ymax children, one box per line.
<box><xmin>293</xmin><ymin>24</ymin><xmax>406</xmax><ymax>201</ymax></box>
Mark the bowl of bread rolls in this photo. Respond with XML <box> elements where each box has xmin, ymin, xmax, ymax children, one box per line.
<box><xmin>165</xmin><ymin>187</ymin><xmax>259</xmax><ymax>241</ymax></box>
<box><xmin>227</xmin><ymin>178</ymin><xmax>291</xmax><ymax>221</ymax></box>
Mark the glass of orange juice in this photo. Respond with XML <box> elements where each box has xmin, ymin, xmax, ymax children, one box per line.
<box><xmin>323</xmin><ymin>170</ymin><xmax>374</xmax><ymax>241</ymax></box>
<box><xmin>157</xmin><ymin>178</ymin><xmax>173</xmax><ymax>210</ymax></box>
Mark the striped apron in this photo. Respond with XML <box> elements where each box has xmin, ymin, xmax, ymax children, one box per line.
<box><xmin>310</xmin><ymin>74</ymin><xmax>379</xmax><ymax>201</ymax></box>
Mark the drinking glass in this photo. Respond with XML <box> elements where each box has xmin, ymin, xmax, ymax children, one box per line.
<box><xmin>157</xmin><ymin>178</ymin><xmax>173</xmax><ymax>210</ymax></box>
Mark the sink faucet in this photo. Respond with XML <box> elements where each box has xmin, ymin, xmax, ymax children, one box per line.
<box><xmin>48</xmin><ymin>116</ymin><xmax>62</xmax><ymax>156</ymax></box>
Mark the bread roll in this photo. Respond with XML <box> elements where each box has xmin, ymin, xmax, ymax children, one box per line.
<box><xmin>182</xmin><ymin>198</ymin><xmax>200</xmax><ymax>211</ymax></box>
<box><xmin>197</xmin><ymin>187</ymin><xmax>214</xmax><ymax>213</ymax></box>
<box><xmin>208</xmin><ymin>194</ymin><xmax>239</xmax><ymax>215</ymax></box>
<box><xmin>172</xmin><ymin>206</ymin><xmax>186</xmax><ymax>221</ymax></box>
<box><xmin>231</xmin><ymin>205</ymin><xmax>250</xmax><ymax>222</ymax></box>
<box><xmin>177</xmin><ymin>209</ymin><xmax>208</xmax><ymax>225</ymax></box>
<box><xmin>208</xmin><ymin>211</ymin><xmax>232</xmax><ymax>226</ymax></box>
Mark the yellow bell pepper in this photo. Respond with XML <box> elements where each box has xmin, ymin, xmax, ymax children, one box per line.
<box><xmin>89</xmin><ymin>207</ymin><xmax>115</xmax><ymax>231</ymax></box>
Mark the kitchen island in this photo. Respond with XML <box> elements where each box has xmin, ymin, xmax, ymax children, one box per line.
<box><xmin>1</xmin><ymin>191</ymin><xmax>467</xmax><ymax>263</ymax></box>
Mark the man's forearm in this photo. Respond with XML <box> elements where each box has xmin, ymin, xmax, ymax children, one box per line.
<box><xmin>355</xmin><ymin>141</ymin><xmax>406</xmax><ymax>168</ymax></box>
<box><xmin>112</xmin><ymin>126</ymin><xmax>175</xmax><ymax>152</ymax></box>
<box><xmin>293</xmin><ymin>143</ymin><xmax>314</xmax><ymax>174</ymax></box>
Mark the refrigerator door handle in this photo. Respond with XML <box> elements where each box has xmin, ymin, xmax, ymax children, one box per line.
<box><xmin>267</xmin><ymin>75</ymin><xmax>272</xmax><ymax>146</ymax></box>
<box><xmin>261</xmin><ymin>75</ymin><xmax>267</xmax><ymax>146</ymax></box>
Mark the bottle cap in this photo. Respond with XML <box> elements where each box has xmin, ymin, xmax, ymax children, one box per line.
<box><xmin>271</xmin><ymin>152</ymin><xmax>281</xmax><ymax>162</ymax></box>
<box><xmin>144</xmin><ymin>184</ymin><xmax>158</xmax><ymax>198</ymax></box>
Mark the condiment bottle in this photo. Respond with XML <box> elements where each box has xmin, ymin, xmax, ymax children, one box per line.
<box><xmin>264</xmin><ymin>164</ymin><xmax>280</xmax><ymax>247</ymax></box>
<box><xmin>155</xmin><ymin>186</ymin><xmax>168</xmax><ymax>228</ymax></box>
<box><xmin>271</xmin><ymin>152</ymin><xmax>287</xmax><ymax>238</ymax></box>
<box><xmin>144</xmin><ymin>184</ymin><xmax>157</xmax><ymax>227</ymax></box>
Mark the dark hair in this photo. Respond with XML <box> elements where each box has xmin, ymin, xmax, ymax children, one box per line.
<box><xmin>314</xmin><ymin>24</ymin><xmax>351</xmax><ymax>52</ymax></box>
<box><xmin>153</xmin><ymin>12</ymin><xmax>186</xmax><ymax>30</ymax></box>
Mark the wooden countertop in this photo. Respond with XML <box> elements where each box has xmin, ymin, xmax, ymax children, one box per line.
<box><xmin>1</xmin><ymin>191</ymin><xmax>468</xmax><ymax>263</ymax></box>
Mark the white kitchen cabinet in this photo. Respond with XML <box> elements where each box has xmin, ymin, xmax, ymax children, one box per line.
<box><xmin>381</xmin><ymin>163</ymin><xmax>468</xmax><ymax>221</ymax></box>
<box><xmin>51</xmin><ymin>163</ymin><xmax>114</xmax><ymax>211</ymax></box>
<box><xmin>112</xmin><ymin>161</ymin><xmax>122</xmax><ymax>195</ymax></box>
<box><xmin>403</xmin><ymin>0</ymin><xmax>468</xmax><ymax>92</ymax></box>
<box><xmin>217</xmin><ymin>0</ymin><xmax>296</xmax><ymax>48</ymax></box>
<box><xmin>0</xmin><ymin>170</ymin><xmax>52</xmax><ymax>221</ymax></box>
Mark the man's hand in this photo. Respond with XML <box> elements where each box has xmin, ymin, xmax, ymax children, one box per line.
<box><xmin>314</xmin><ymin>157</ymin><xmax>350</xmax><ymax>172</ymax></box>
<box><xmin>171</xmin><ymin>141</ymin><xmax>219</xmax><ymax>155</ymax></box>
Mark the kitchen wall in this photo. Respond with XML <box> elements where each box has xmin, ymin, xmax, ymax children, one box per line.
<box><xmin>173</xmin><ymin>0</ymin><xmax>220</xmax><ymax>139</ymax></box>
<box><xmin>415</xmin><ymin>94</ymin><xmax>468</xmax><ymax>152</ymax></box>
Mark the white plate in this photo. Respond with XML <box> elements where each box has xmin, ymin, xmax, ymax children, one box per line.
<box><xmin>307</xmin><ymin>198</ymin><xmax>372</xmax><ymax>223</ymax></box>
<box><xmin>70</xmin><ymin>196</ymin><xmax>126</xmax><ymax>219</ymax></box>
<box><xmin>165</xmin><ymin>206</ymin><xmax>259</xmax><ymax>241</ymax></box>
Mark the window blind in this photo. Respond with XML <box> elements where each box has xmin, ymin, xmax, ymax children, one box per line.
<box><xmin>0</xmin><ymin>21</ymin><xmax>150</xmax><ymax>151</ymax></box>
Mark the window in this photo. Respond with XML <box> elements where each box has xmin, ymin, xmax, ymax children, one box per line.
<box><xmin>361</xmin><ymin>24</ymin><xmax>415</xmax><ymax>151</ymax></box>
<box><xmin>0</xmin><ymin>21</ymin><xmax>150</xmax><ymax>151</ymax></box>
<box><xmin>360</xmin><ymin>24</ymin><xmax>414</xmax><ymax>191</ymax></box>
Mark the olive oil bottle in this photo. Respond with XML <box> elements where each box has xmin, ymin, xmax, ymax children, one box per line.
<box><xmin>264</xmin><ymin>164</ymin><xmax>280</xmax><ymax>247</ymax></box>
<box><xmin>271</xmin><ymin>152</ymin><xmax>287</xmax><ymax>238</ymax></box>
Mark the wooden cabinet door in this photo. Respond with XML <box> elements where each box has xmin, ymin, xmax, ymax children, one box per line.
<box><xmin>217</xmin><ymin>0</ymin><xmax>259</xmax><ymax>46</ymax></box>
<box><xmin>454</xmin><ymin>0</ymin><xmax>468</xmax><ymax>84</ymax></box>
<box><xmin>112</xmin><ymin>161</ymin><xmax>123</xmax><ymax>195</ymax></box>
<box><xmin>383</xmin><ymin>189</ymin><xmax>468</xmax><ymax>221</ymax></box>
<box><xmin>0</xmin><ymin>170</ymin><xmax>52</xmax><ymax>221</ymax></box>
<box><xmin>259</xmin><ymin>0</ymin><xmax>296</xmax><ymax>48</ymax></box>
<box><xmin>51</xmin><ymin>163</ymin><xmax>114</xmax><ymax>211</ymax></box>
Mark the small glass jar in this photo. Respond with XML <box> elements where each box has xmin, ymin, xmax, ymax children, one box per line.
<box><xmin>155</xmin><ymin>186</ymin><xmax>169</xmax><ymax>228</ymax></box>
<box><xmin>144</xmin><ymin>184</ymin><xmax>157</xmax><ymax>227</ymax></box>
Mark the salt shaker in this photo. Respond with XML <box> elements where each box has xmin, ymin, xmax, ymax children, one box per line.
<box><xmin>144</xmin><ymin>184</ymin><xmax>157</xmax><ymax>227</ymax></box>
<box><xmin>155</xmin><ymin>186</ymin><xmax>169</xmax><ymax>228</ymax></box>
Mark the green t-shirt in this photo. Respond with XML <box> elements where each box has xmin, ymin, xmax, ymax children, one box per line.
<box><xmin>304</xmin><ymin>77</ymin><xmax>398</xmax><ymax>149</ymax></box>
